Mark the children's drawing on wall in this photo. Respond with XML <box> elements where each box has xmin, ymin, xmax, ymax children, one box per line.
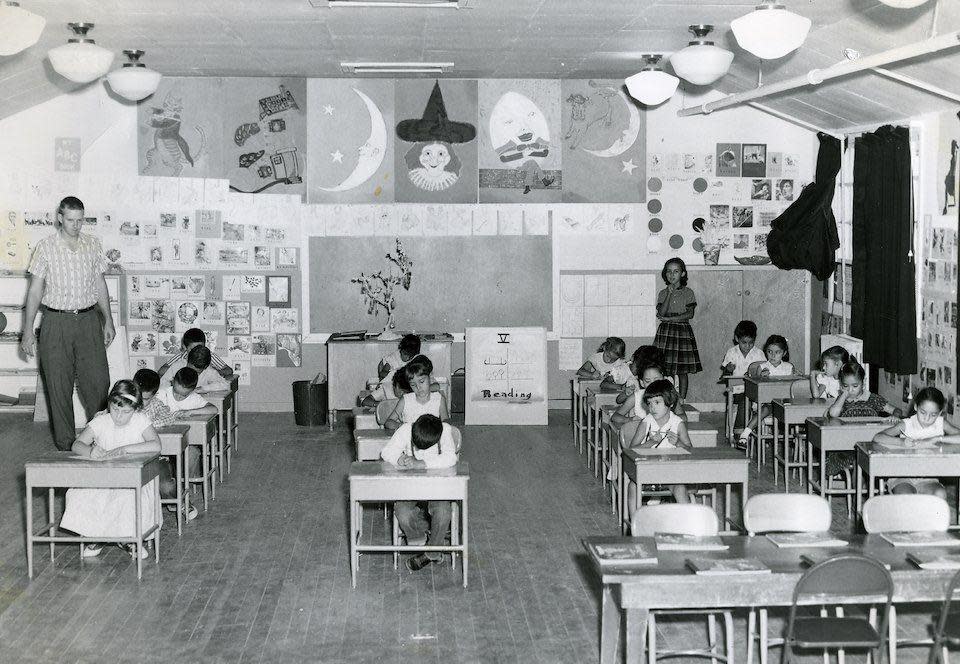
<box><xmin>479</xmin><ymin>80</ymin><xmax>561</xmax><ymax>203</ymax></box>
<box><xmin>776</xmin><ymin>179</ymin><xmax>795</xmax><ymax>202</ymax></box>
<box><xmin>741</xmin><ymin>143</ymin><xmax>766</xmax><ymax>177</ymax></box>
<box><xmin>223</xmin><ymin>78</ymin><xmax>307</xmax><ymax>196</ymax></box>
<box><xmin>138</xmin><ymin>78</ymin><xmax>222</xmax><ymax>178</ymax></box>
<box><xmin>560</xmin><ymin>80</ymin><xmax>645</xmax><ymax>203</ymax></box>
<box><xmin>307</xmin><ymin>78</ymin><xmax>395</xmax><ymax>204</ymax></box>
<box><xmin>937</xmin><ymin>111</ymin><xmax>960</xmax><ymax>219</ymax></box>
<box><xmin>395</xmin><ymin>79</ymin><xmax>478</xmax><ymax>203</ymax></box>
<box><xmin>716</xmin><ymin>143</ymin><xmax>741</xmax><ymax>177</ymax></box>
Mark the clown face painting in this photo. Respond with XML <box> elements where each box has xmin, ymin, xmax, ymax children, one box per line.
<box><xmin>404</xmin><ymin>141</ymin><xmax>462</xmax><ymax>192</ymax></box>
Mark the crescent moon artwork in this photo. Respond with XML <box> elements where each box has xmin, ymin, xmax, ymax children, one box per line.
<box><xmin>583</xmin><ymin>88</ymin><xmax>641</xmax><ymax>158</ymax></box>
<box><xmin>318</xmin><ymin>88</ymin><xmax>387</xmax><ymax>192</ymax></box>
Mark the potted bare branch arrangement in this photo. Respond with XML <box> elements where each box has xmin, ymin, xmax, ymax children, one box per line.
<box><xmin>351</xmin><ymin>238</ymin><xmax>414</xmax><ymax>341</ymax></box>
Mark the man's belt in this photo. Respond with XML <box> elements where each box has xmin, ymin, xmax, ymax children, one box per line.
<box><xmin>43</xmin><ymin>304</ymin><xmax>96</xmax><ymax>314</ymax></box>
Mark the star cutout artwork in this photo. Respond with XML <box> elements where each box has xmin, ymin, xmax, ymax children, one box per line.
<box><xmin>331</xmin><ymin>150</ymin><xmax>344</xmax><ymax>163</ymax></box>
<box><xmin>621</xmin><ymin>159</ymin><xmax>637</xmax><ymax>175</ymax></box>
<box><xmin>323</xmin><ymin>105</ymin><xmax>335</xmax><ymax>115</ymax></box>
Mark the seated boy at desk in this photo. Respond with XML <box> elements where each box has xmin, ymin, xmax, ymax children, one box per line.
<box><xmin>159</xmin><ymin>327</ymin><xmax>232</xmax><ymax>379</ymax></box>
<box><xmin>380</xmin><ymin>414</ymin><xmax>460</xmax><ymax>572</ymax></box>
<box><xmin>166</xmin><ymin>346</ymin><xmax>230</xmax><ymax>393</ymax></box>
<box><xmin>358</xmin><ymin>334</ymin><xmax>422</xmax><ymax>406</ymax></box>
<box><xmin>156</xmin><ymin>367</ymin><xmax>219</xmax><ymax>485</ymax></box>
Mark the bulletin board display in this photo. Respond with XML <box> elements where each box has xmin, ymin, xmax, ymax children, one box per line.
<box><xmin>465</xmin><ymin>327</ymin><xmax>548</xmax><ymax>425</ymax></box>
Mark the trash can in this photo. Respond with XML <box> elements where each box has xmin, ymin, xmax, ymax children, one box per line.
<box><xmin>292</xmin><ymin>374</ymin><xmax>327</xmax><ymax>426</ymax></box>
<box><xmin>451</xmin><ymin>368</ymin><xmax>465</xmax><ymax>414</ymax></box>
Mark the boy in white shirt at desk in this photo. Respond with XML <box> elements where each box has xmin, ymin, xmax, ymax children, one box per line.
<box><xmin>361</xmin><ymin>334</ymin><xmax>422</xmax><ymax>405</ymax></box>
<box><xmin>380</xmin><ymin>414</ymin><xmax>460</xmax><ymax>571</ymax></box>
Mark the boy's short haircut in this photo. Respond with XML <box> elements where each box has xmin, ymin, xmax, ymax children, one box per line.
<box><xmin>839</xmin><ymin>361</ymin><xmax>865</xmax><ymax>382</ymax></box>
<box><xmin>641</xmin><ymin>379</ymin><xmax>679</xmax><ymax>409</ymax></box>
<box><xmin>173</xmin><ymin>367</ymin><xmax>199</xmax><ymax>391</ymax></box>
<box><xmin>403</xmin><ymin>354</ymin><xmax>433</xmax><ymax>380</ymax></box>
<box><xmin>734</xmin><ymin>320</ymin><xmax>758</xmax><ymax>341</ymax></box>
<box><xmin>411</xmin><ymin>414</ymin><xmax>444</xmax><ymax>450</ymax></box>
<box><xmin>822</xmin><ymin>345</ymin><xmax>850</xmax><ymax>365</ymax></box>
<box><xmin>392</xmin><ymin>369</ymin><xmax>411</xmax><ymax>394</ymax></box>
<box><xmin>186</xmin><ymin>345</ymin><xmax>212</xmax><ymax>372</ymax></box>
<box><xmin>182</xmin><ymin>328</ymin><xmax>206</xmax><ymax>347</ymax></box>
<box><xmin>399</xmin><ymin>334</ymin><xmax>421</xmax><ymax>357</ymax></box>
<box><xmin>134</xmin><ymin>368</ymin><xmax>161</xmax><ymax>395</ymax></box>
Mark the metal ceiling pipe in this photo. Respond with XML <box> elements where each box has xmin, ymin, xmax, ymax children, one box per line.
<box><xmin>872</xmin><ymin>67</ymin><xmax>960</xmax><ymax>104</ymax></box>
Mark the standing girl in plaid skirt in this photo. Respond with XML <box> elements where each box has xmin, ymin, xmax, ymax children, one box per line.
<box><xmin>654</xmin><ymin>258</ymin><xmax>701</xmax><ymax>403</ymax></box>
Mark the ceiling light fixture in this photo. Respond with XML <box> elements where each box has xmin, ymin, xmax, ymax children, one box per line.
<box><xmin>878</xmin><ymin>0</ymin><xmax>930</xmax><ymax>7</ymax></box>
<box><xmin>625</xmin><ymin>54</ymin><xmax>679</xmax><ymax>106</ymax></box>
<box><xmin>312</xmin><ymin>0</ymin><xmax>465</xmax><ymax>8</ymax></box>
<box><xmin>669</xmin><ymin>24</ymin><xmax>734</xmax><ymax>86</ymax></box>
<box><xmin>0</xmin><ymin>1</ymin><xmax>45</xmax><ymax>56</ymax></box>
<box><xmin>106</xmin><ymin>49</ymin><xmax>161</xmax><ymax>101</ymax></box>
<box><xmin>47</xmin><ymin>22</ymin><xmax>114</xmax><ymax>83</ymax></box>
<box><xmin>731</xmin><ymin>1</ymin><xmax>811</xmax><ymax>60</ymax></box>
<box><xmin>341</xmin><ymin>61</ymin><xmax>454</xmax><ymax>74</ymax></box>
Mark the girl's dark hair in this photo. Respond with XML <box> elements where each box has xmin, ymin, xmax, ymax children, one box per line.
<box><xmin>392</xmin><ymin>369</ymin><xmax>411</xmax><ymax>395</ymax></box>
<box><xmin>598</xmin><ymin>337</ymin><xmax>626</xmax><ymax>359</ymax></box>
<box><xmin>403</xmin><ymin>354</ymin><xmax>434</xmax><ymax>380</ymax></box>
<box><xmin>839</xmin><ymin>361</ymin><xmax>865</xmax><ymax>382</ymax></box>
<box><xmin>661</xmin><ymin>258</ymin><xmax>688</xmax><ymax>287</ymax></box>
<box><xmin>133</xmin><ymin>368</ymin><xmax>161</xmax><ymax>394</ymax></box>
<box><xmin>108</xmin><ymin>379</ymin><xmax>143</xmax><ymax>410</ymax></box>
<box><xmin>819</xmin><ymin>345</ymin><xmax>850</xmax><ymax>369</ymax></box>
<box><xmin>914</xmin><ymin>386</ymin><xmax>946</xmax><ymax>412</ymax></box>
<box><xmin>632</xmin><ymin>345</ymin><xmax>663</xmax><ymax>375</ymax></box>
<box><xmin>763</xmin><ymin>334</ymin><xmax>790</xmax><ymax>362</ymax></box>
<box><xmin>642</xmin><ymin>378</ymin><xmax>678</xmax><ymax>409</ymax></box>
<box><xmin>734</xmin><ymin>320</ymin><xmax>758</xmax><ymax>341</ymax></box>
<box><xmin>638</xmin><ymin>363</ymin><xmax>665</xmax><ymax>381</ymax></box>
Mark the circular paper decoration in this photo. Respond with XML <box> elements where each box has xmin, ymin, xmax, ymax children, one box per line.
<box><xmin>0</xmin><ymin>311</ymin><xmax>5</xmax><ymax>334</ymax></box>
<box><xmin>648</xmin><ymin>177</ymin><xmax>663</xmax><ymax>192</ymax></box>
<box><xmin>669</xmin><ymin>234</ymin><xmax>684</xmax><ymax>249</ymax></box>
<box><xmin>648</xmin><ymin>218</ymin><xmax>663</xmax><ymax>233</ymax></box>
<box><xmin>693</xmin><ymin>177</ymin><xmax>708</xmax><ymax>193</ymax></box>
<box><xmin>692</xmin><ymin>238</ymin><xmax>704</xmax><ymax>252</ymax></box>
<box><xmin>647</xmin><ymin>199</ymin><xmax>662</xmax><ymax>214</ymax></box>
<box><xmin>646</xmin><ymin>235</ymin><xmax>663</xmax><ymax>253</ymax></box>
<box><xmin>692</xmin><ymin>217</ymin><xmax>706</xmax><ymax>233</ymax></box>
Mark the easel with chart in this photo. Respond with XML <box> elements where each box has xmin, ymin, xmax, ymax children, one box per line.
<box><xmin>465</xmin><ymin>327</ymin><xmax>548</xmax><ymax>425</ymax></box>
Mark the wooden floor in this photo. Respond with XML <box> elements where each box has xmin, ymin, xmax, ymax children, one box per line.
<box><xmin>0</xmin><ymin>410</ymin><xmax>944</xmax><ymax>663</ymax></box>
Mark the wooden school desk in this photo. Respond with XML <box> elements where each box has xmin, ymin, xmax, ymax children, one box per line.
<box><xmin>770</xmin><ymin>398</ymin><xmax>827</xmax><ymax>490</ymax></box>
<box><xmin>856</xmin><ymin>441</ymin><xmax>960</xmax><ymax>520</ymax></box>
<box><xmin>572</xmin><ymin>377</ymin><xmax>602</xmax><ymax>453</ymax></box>
<box><xmin>25</xmin><ymin>452</ymin><xmax>162</xmax><ymax>580</ymax></box>
<box><xmin>619</xmin><ymin>447</ymin><xmax>748</xmax><ymax>534</ymax></box>
<box><xmin>586</xmin><ymin>389</ymin><xmax>621</xmax><ymax>477</ymax></box>
<box><xmin>201</xmin><ymin>382</ymin><xmax>236</xmax><ymax>479</ymax></box>
<box><xmin>584</xmin><ymin>533</ymin><xmax>958</xmax><ymax>664</ymax></box>
<box><xmin>354</xmin><ymin>427</ymin><xmax>392</xmax><ymax>462</ymax></box>
<box><xmin>805</xmin><ymin>417</ymin><xmax>893</xmax><ymax>500</ymax></box>
<box><xmin>156</xmin><ymin>424</ymin><xmax>190</xmax><ymax>536</ymax></box>
<box><xmin>743</xmin><ymin>374</ymin><xmax>805</xmax><ymax>464</ymax></box>
<box><xmin>177</xmin><ymin>411</ymin><xmax>220</xmax><ymax>511</ymax></box>
<box><xmin>326</xmin><ymin>332</ymin><xmax>453</xmax><ymax>428</ymax></box>
<box><xmin>719</xmin><ymin>375</ymin><xmax>744</xmax><ymax>444</ymax></box>
<box><xmin>348</xmin><ymin>461</ymin><xmax>469</xmax><ymax>588</ymax></box>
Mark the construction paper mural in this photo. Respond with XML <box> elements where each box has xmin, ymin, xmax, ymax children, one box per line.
<box><xmin>223</xmin><ymin>78</ymin><xmax>307</xmax><ymax>196</ymax></box>
<box><xmin>307</xmin><ymin>78</ymin><xmax>395</xmax><ymax>204</ymax></box>
<box><xmin>138</xmin><ymin>77</ymin><xmax>223</xmax><ymax>179</ymax></box>
<box><xmin>478</xmin><ymin>79</ymin><xmax>561</xmax><ymax>203</ymax></box>
<box><xmin>560</xmin><ymin>80</ymin><xmax>645</xmax><ymax>203</ymax></box>
<box><xmin>937</xmin><ymin>110</ymin><xmax>960</xmax><ymax>221</ymax></box>
<box><xmin>394</xmin><ymin>79</ymin><xmax>478</xmax><ymax>203</ymax></box>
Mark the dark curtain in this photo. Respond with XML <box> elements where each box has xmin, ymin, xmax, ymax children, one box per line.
<box><xmin>850</xmin><ymin>125</ymin><xmax>916</xmax><ymax>375</ymax></box>
<box><xmin>766</xmin><ymin>132</ymin><xmax>841</xmax><ymax>280</ymax></box>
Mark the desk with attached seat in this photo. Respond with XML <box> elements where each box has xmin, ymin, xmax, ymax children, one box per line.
<box><xmin>156</xmin><ymin>424</ymin><xmax>190</xmax><ymax>535</ymax></box>
<box><xmin>770</xmin><ymin>398</ymin><xmax>827</xmax><ymax>490</ymax></box>
<box><xmin>856</xmin><ymin>441</ymin><xmax>960</xmax><ymax>521</ymax></box>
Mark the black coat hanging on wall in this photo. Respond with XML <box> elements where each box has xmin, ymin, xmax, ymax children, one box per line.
<box><xmin>766</xmin><ymin>132</ymin><xmax>842</xmax><ymax>281</ymax></box>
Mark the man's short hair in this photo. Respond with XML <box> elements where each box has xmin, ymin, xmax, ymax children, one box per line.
<box><xmin>134</xmin><ymin>368</ymin><xmax>161</xmax><ymax>394</ymax></box>
<box><xmin>58</xmin><ymin>196</ymin><xmax>84</xmax><ymax>214</ymax></box>
<box><xmin>399</xmin><ymin>334</ymin><xmax>421</xmax><ymax>357</ymax></box>
<box><xmin>411</xmin><ymin>414</ymin><xmax>444</xmax><ymax>451</ymax></box>
<box><xmin>186</xmin><ymin>345</ymin><xmax>212</xmax><ymax>372</ymax></box>
<box><xmin>173</xmin><ymin>367</ymin><xmax>199</xmax><ymax>391</ymax></box>
<box><xmin>182</xmin><ymin>328</ymin><xmax>206</xmax><ymax>347</ymax></box>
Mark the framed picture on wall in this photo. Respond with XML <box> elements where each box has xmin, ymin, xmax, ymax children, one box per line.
<box><xmin>266</xmin><ymin>275</ymin><xmax>291</xmax><ymax>307</ymax></box>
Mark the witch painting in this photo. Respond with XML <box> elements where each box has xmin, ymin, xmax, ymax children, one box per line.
<box><xmin>396</xmin><ymin>81</ymin><xmax>477</xmax><ymax>193</ymax></box>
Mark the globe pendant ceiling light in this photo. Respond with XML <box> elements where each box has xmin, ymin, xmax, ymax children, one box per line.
<box><xmin>48</xmin><ymin>22</ymin><xmax>114</xmax><ymax>83</ymax></box>
<box><xmin>0</xmin><ymin>1</ymin><xmax>45</xmax><ymax>56</ymax></box>
<box><xmin>625</xmin><ymin>54</ymin><xmax>679</xmax><ymax>106</ymax></box>
<box><xmin>106</xmin><ymin>49</ymin><xmax>161</xmax><ymax>101</ymax></box>
<box><xmin>669</xmin><ymin>24</ymin><xmax>735</xmax><ymax>86</ymax></box>
<box><xmin>731</xmin><ymin>1</ymin><xmax>811</xmax><ymax>60</ymax></box>
<box><xmin>878</xmin><ymin>0</ymin><xmax>930</xmax><ymax>7</ymax></box>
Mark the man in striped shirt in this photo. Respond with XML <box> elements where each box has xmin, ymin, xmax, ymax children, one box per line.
<box><xmin>20</xmin><ymin>196</ymin><xmax>116</xmax><ymax>450</ymax></box>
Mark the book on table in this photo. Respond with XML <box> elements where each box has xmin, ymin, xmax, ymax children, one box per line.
<box><xmin>766</xmin><ymin>532</ymin><xmax>849</xmax><ymax>548</ymax></box>
<box><xmin>801</xmin><ymin>553</ymin><xmax>891</xmax><ymax>569</ymax></box>
<box><xmin>907</xmin><ymin>552</ymin><xmax>960</xmax><ymax>569</ymax></box>
<box><xmin>685</xmin><ymin>558</ymin><xmax>771</xmax><ymax>575</ymax></box>
<box><xmin>586</xmin><ymin>542</ymin><xmax>658</xmax><ymax>566</ymax></box>
<box><xmin>655</xmin><ymin>534</ymin><xmax>729</xmax><ymax>551</ymax></box>
<box><xmin>881</xmin><ymin>531</ymin><xmax>960</xmax><ymax>547</ymax></box>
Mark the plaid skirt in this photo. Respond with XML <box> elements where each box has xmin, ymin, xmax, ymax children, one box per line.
<box><xmin>654</xmin><ymin>321</ymin><xmax>702</xmax><ymax>375</ymax></box>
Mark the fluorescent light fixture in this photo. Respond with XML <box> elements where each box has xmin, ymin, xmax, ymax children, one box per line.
<box><xmin>878</xmin><ymin>0</ymin><xmax>930</xmax><ymax>6</ymax></box>
<box><xmin>625</xmin><ymin>54</ymin><xmax>679</xmax><ymax>106</ymax></box>
<box><xmin>0</xmin><ymin>1</ymin><xmax>45</xmax><ymax>56</ymax></box>
<box><xmin>48</xmin><ymin>22</ymin><xmax>114</xmax><ymax>84</ymax></box>
<box><xmin>341</xmin><ymin>61</ymin><xmax>453</xmax><ymax>74</ymax></box>
<box><xmin>731</xmin><ymin>1</ymin><xmax>811</xmax><ymax>60</ymax></box>
<box><xmin>106</xmin><ymin>49</ymin><xmax>161</xmax><ymax>101</ymax></box>
<box><xmin>312</xmin><ymin>0</ymin><xmax>465</xmax><ymax>7</ymax></box>
<box><xmin>669</xmin><ymin>24</ymin><xmax>734</xmax><ymax>86</ymax></box>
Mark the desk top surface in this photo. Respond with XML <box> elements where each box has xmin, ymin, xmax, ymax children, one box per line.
<box><xmin>349</xmin><ymin>461</ymin><xmax>469</xmax><ymax>478</ymax></box>
<box><xmin>744</xmin><ymin>375</ymin><xmax>807</xmax><ymax>384</ymax></box>
<box><xmin>623</xmin><ymin>446</ymin><xmax>746</xmax><ymax>465</ymax></box>
<box><xmin>857</xmin><ymin>441</ymin><xmax>960</xmax><ymax>458</ymax></box>
<box><xmin>328</xmin><ymin>332</ymin><xmax>453</xmax><ymax>344</ymax></box>
<box><xmin>25</xmin><ymin>452</ymin><xmax>160</xmax><ymax>469</ymax></box>
<box><xmin>772</xmin><ymin>398</ymin><xmax>828</xmax><ymax>408</ymax></box>
<box><xmin>156</xmin><ymin>425</ymin><xmax>190</xmax><ymax>436</ymax></box>
<box><xmin>807</xmin><ymin>416</ymin><xmax>894</xmax><ymax>429</ymax></box>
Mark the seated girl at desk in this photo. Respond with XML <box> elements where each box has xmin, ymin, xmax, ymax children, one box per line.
<box><xmin>611</xmin><ymin>363</ymin><xmax>666</xmax><ymax>428</ymax></box>
<box><xmin>808</xmin><ymin>345</ymin><xmax>849</xmax><ymax>399</ymax></box>
<box><xmin>615</xmin><ymin>345</ymin><xmax>663</xmax><ymax>404</ymax></box>
<box><xmin>738</xmin><ymin>335</ymin><xmax>794</xmax><ymax>446</ymax></box>
<box><xmin>384</xmin><ymin>355</ymin><xmax>449</xmax><ymax>431</ymax></box>
<box><xmin>826</xmin><ymin>361</ymin><xmax>902</xmax><ymax>419</ymax></box>
<box><xmin>577</xmin><ymin>336</ymin><xmax>631</xmax><ymax>392</ymax></box>
<box><xmin>623</xmin><ymin>379</ymin><xmax>692</xmax><ymax>519</ymax></box>
<box><xmin>60</xmin><ymin>379</ymin><xmax>162</xmax><ymax>560</ymax></box>
<box><xmin>872</xmin><ymin>387</ymin><xmax>960</xmax><ymax>499</ymax></box>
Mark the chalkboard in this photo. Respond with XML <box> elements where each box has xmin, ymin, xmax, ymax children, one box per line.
<box><xmin>308</xmin><ymin>236</ymin><xmax>551</xmax><ymax>334</ymax></box>
<box><xmin>465</xmin><ymin>327</ymin><xmax>548</xmax><ymax>425</ymax></box>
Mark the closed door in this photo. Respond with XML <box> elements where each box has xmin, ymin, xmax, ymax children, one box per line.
<box><xmin>743</xmin><ymin>269</ymin><xmax>810</xmax><ymax>373</ymax></box>
<box><xmin>684</xmin><ymin>270</ymin><xmax>743</xmax><ymax>403</ymax></box>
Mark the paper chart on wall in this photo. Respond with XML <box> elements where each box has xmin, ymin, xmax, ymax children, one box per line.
<box><xmin>465</xmin><ymin>327</ymin><xmax>548</xmax><ymax>425</ymax></box>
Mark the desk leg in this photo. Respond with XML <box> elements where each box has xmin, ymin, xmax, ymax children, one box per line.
<box><xmin>48</xmin><ymin>487</ymin><xmax>55</xmax><ymax>563</ymax></box>
<box><xmin>819</xmin><ymin>447</ymin><xmax>827</xmax><ymax>499</ymax></box>
<box><xmin>726</xmin><ymin>389</ymin><xmax>734</xmax><ymax>445</ymax></box>
<box><xmin>600</xmin><ymin>585</ymin><xmax>621</xmax><ymax>664</ymax></box>
<box><xmin>135</xmin><ymin>483</ymin><xmax>143</xmax><ymax>581</ymax></box>
<box><xmin>856</xmin><ymin>464</ymin><xmax>863</xmax><ymax>517</ymax></box>
<box><xmin>328</xmin><ymin>410</ymin><xmax>335</xmax><ymax>431</ymax></box>
<box><xmin>625</xmin><ymin>608</ymin><xmax>649</xmax><ymax>664</ymax></box>
<box><xmin>350</xmin><ymin>498</ymin><xmax>358</xmax><ymax>588</ymax></box>
<box><xmin>806</xmin><ymin>441</ymin><xmax>813</xmax><ymax>495</ymax></box>
<box><xmin>175</xmin><ymin>453</ymin><xmax>183</xmax><ymax>536</ymax></box>
<box><xmin>462</xmin><ymin>498</ymin><xmax>468</xmax><ymax>588</ymax></box>
<box><xmin>725</xmin><ymin>483</ymin><xmax>732</xmax><ymax>526</ymax></box>
<box><xmin>25</xmin><ymin>482</ymin><xmax>33</xmax><ymax>579</ymax></box>
<box><xmin>744</xmin><ymin>394</ymin><xmax>752</xmax><ymax>458</ymax></box>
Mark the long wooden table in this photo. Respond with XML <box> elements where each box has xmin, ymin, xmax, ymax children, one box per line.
<box><xmin>585</xmin><ymin>533</ymin><xmax>959</xmax><ymax>664</ymax></box>
<box><xmin>856</xmin><ymin>441</ymin><xmax>960</xmax><ymax>520</ymax></box>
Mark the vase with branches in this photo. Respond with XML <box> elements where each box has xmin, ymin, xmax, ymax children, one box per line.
<box><xmin>351</xmin><ymin>238</ymin><xmax>414</xmax><ymax>339</ymax></box>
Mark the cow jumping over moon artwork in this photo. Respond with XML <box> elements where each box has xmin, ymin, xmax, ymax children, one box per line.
<box><xmin>478</xmin><ymin>79</ymin><xmax>562</xmax><ymax>203</ymax></box>
<box><xmin>560</xmin><ymin>80</ymin><xmax>646</xmax><ymax>203</ymax></box>
<box><xmin>307</xmin><ymin>79</ymin><xmax>395</xmax><ymax>204</ymax></box>
<box><xmin>395</xmin><ymin>79</ymin><xmax>478</xmax><ymax>203</ymax></box>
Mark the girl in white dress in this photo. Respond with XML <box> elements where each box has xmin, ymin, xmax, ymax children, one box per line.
<box><xmin>384</xmin><ymin>354</ymin><xmax>449</xmax><ymax>430</ymax></box>
<box><xmin>738</xmin><ymin>335</ymin><xmax>796</xmax><ymax>446</ymax></box>
<box><xmin>873</xmin><ymin>387</ymin><xmax>960</xmax><ymax>498</ymax></box>
<box><xmin>577</xmin><ymin>337</ymin><xmax>629</xmax><ymax>388</ymax></box>
<box><xmin>60</xmin><ymin>379</ymin><xmax>162</xmax><ymax>560</ymax></box>
<box><xmin>808</xmin><ymin>345</ymin><xmax>849</xmax><ymax>399</ymax></box>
